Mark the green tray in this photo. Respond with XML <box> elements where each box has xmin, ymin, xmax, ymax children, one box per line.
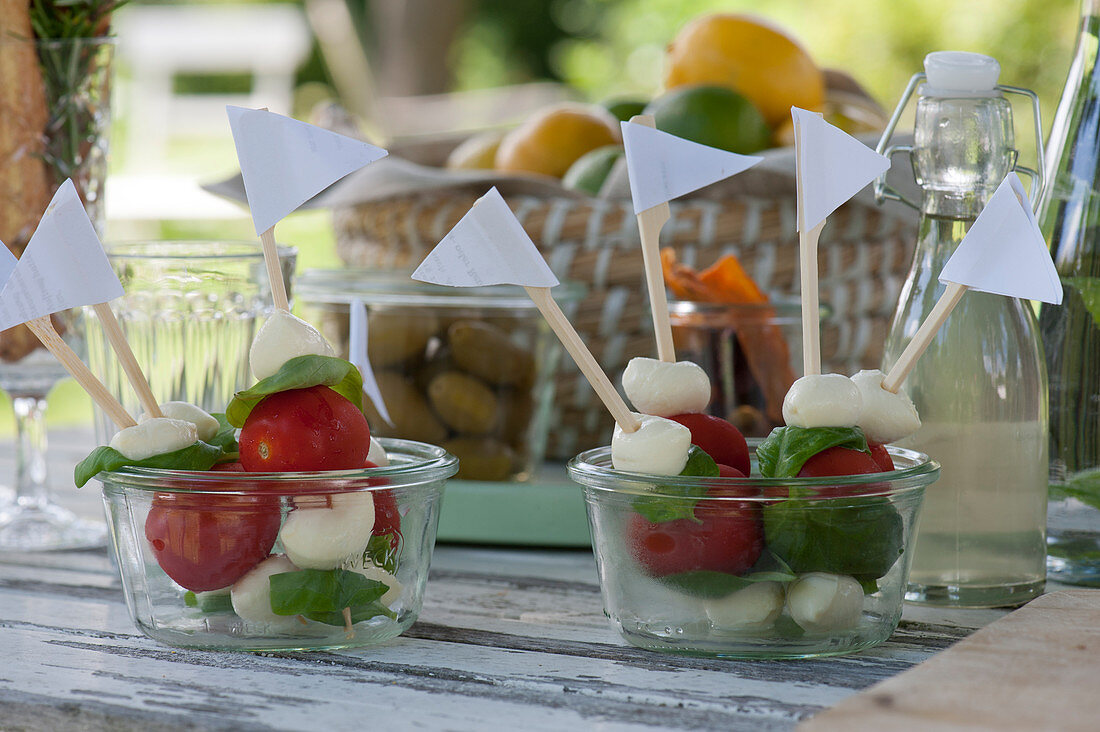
<box><xmin>436</xmin><ymin>463</ymin><xmax>592</xmax><ymax>547</ymax></box>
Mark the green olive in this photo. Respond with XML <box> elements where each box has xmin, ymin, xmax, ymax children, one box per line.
<box><xmin>366</xmin><ymin>371</ymin><xmax>448</xmax><ymax>444</ymax></box>
<box><xmin>427</xmin><ymin>371</ymin><xmax>500</xmax><ymax>435</ymax></box>
<box><xmin>367</xmin><ymin>311</ymin><xmax>440</xmax><ymax>367</ymax></box>
<box><xmin>447</xmin><ymin>321</ymin><xmax>536</xmax><ymax>386</ymax></box>
<box><xmin>443</xmin><ymin>437</ymin><xmax>516</xmax><ymax>481</ymax></box>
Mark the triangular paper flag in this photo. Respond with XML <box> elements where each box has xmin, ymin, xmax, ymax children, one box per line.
<box><xmin>0</xmin><ymin>179</ymin><xmax>124</xmax><ymax>331</ymax></box>
<box><xmin>349</xmin><ymin>298</ymin><xmax>393</xmax><ymax>427</ymax></box>
<box><xmin>0</xmin><ymin>242</ymin><xmax>16</xmax><ymax>287</ymax></box>
<box><xmin>792</xmin><ymin>107</ymin><xmax>890</xmax><ymax>231</ymax></box>
<box><xmin>227</xmin><ymin>106</ymin><xmax>388</xmax><ymax>235</ymax></box>
<box><xmin>411</xmin><ymin>187</ymin><xmax>560</xmax><ymax>287</ymax></box>
<box><xmin>621</xmin><ymin>121</ymin><xmax>762</xmax><ymax>213</ymax></box>
<box><xmin>940</xmin><ymin>173</ymin><xmax>1062</xmax><ymax>304</ymax></box>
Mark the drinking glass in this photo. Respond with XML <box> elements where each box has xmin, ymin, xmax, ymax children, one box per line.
<box><xmin>86</xmin><ymin>241</ymin><xmax>297</xmax><ymax>445</ymax></box>
<box><xmin>0</xmin><ymin>36</ymin><xmax>113</xmax><ymax>550</ymax></box>
<box><xmin>0</xmin><ymin>309</ymin><xmax>105</xmax><ymax>549</ymax></box>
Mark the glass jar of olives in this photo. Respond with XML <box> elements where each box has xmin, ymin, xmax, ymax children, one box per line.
<box><xmin>296</xmin><ymin>270</ymin><xmax>582</xmax><ymax>482</ymax></box>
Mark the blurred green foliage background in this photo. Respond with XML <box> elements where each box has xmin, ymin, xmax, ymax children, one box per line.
<box><xmin>449</xmin><ymin>0</ymin><xmax>1080</xmax><ymax>134</ymax></box>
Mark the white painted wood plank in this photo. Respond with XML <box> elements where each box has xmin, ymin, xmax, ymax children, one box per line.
<box><xmin>0</xmin><ymin>544</ymin><xmax>1012</xmax><ymax>731</ymax></box>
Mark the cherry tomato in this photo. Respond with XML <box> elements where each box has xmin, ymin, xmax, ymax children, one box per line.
<box><xmin>795</xmin><ymin>446</ymin><xmax>882</xmax><ymax>498</ymax></box>
<box><xmin>668</xmin><ymin>413</ymin><xmax>750</xmax><ymax>476</ymax></box>
<box><xmin>360</xmin><ymin>459</ymin><xmax>402</xmax><ymax>547</ymax></box>
<box><xmin>717</xmin><ymin>464</ymin><xmax>746</xmax><ymax>478</ymax></box>
<box><xmin>797</xmin><ymin>446</ymin><xmax>881</xmax><ymax>478</ymax></box>
<box><xmin>144</xmin><ymin>491</ymin><xmax>280</xmax><ymax>592</ymax></box>
<box><xmin>867</xmin><ymin>441</ymin><xmax>895</xmax><ymax>472</ymax></box>
<box><xmin>627</xmin><ymin>489</ymin><xmax>763</xmax><ymax>577</ymax></box>
<box><xmin>210</xmin><ymin>461</ymin><xmax>247</xmax><ymax>472</ymax></box>
<box><xmin>239</xmin><ymin>386</ymin><xmax>370</xmax><ymax>472</ymax></box>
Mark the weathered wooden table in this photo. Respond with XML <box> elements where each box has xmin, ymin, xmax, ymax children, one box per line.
<box><xmin>0</xmin><ymin>430</ymin><xmax>1014</xmax><ymax>730</ymax></box>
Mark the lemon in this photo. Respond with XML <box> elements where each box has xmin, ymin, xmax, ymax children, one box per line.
<box><xmin>495</xmin><ymin>103</ymin><xmax>621</xmax><ymax>178</ymax></box>
<box><xmin>664</xmin><ymin>13</ymin><xmax>825</xmax><ymax>128</ymax></box>
<box><xmin>446</xmin><ymin>130</ymin><xmax>505</xmax><ymax>170</ymax></box>
<box><xmin>645</xmin><ymin>85</ymin><xmax>770</xmax><ymax>154</ymax></box>
<box><xmin>562</xmin><ymin>145</ymin><xmax>624</xmax><ymax>196</ymax></box>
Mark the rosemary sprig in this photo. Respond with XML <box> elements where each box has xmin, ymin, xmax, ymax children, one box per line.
<box><xmin>28</xmin><ymin>0</ymin><xmax>124</xmax><ymax>41</ymax></box>
<box><xmin>23</xmin><ymin>1</ymin><xmax>127</xmax><ymax>190</ymax></box>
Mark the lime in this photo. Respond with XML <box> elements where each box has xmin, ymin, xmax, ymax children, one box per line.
<box><xmin>601</xmin><ymin>98</ymin><xmax>649</xmax><ymax>123</ymax></box>
<box><xmin>645</xmin><ymin>85</ymin><xmax>770</xmax><ymax>154</ymax></box>
<box><xmin>562</xmin><ymin>145</ymin><xmax>624</xmax><ymax>196</ymax></box>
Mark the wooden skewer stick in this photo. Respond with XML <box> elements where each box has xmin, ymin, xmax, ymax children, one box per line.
<box><xmin>628</xmin><ymin>115</ymin><xmax>675</xmax><ymax>363</ymax></box>
<box><xmin>793</xmin><ymin>116</ymin><xmax>825</xmax><ymax>377</ymax></box>
<box><xmin>882</xmin><ymin>282</ymin><xmax>968</xmax><ymax>394</ymax></box>
<box><xmin>91</xmin><ymin>302</ymin><xmax>162</xmax><ymax>418</ymax></box>
<box><xmin>260</xmin><ymin>227</ymin><xmax>290</xmax><ymax>312</ymax></box>
<box><xmin>798</xmin><ymin>218</ymin><xmax>825</xmax><ymax>376</ymax></box>
<box><xmin>25</xmin><ymin>316</ymin><xmax>136</xmax><ymax>429</ymax></box>
<box><xmin>524</xmin><ymin>286</ymin><xmax>641</xmax><ymax>433</ymax></box>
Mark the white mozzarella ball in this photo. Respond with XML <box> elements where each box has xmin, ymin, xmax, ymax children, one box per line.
<box><xmin>141</xmin><ymin>401</ymin><xmax>220</xmax><ymax>443</ymax></box>
<box><xmin>249</xmin><ymin>310</ymin><xmax>336</xmax><ymax>381</ymax></box>
<box><xmin>782</xmin><ymin>374</ymin><xmax>862</xmax><ymax>428</ymax></box>
<box><xmin>851</xmin><ymin>369</ymin><xmax>921</xmax><ymax>444</ymax></box>
<box><xmin>366</xmin><ymin>437</ymin><xmax>389</xmax><ymax>467</ymax></box>
<box><xmin>109</xmin><ymin>418</ymin><xmax>197</xmax><ymax>460</ymax></box>
<box><xmin>621</xmin><ymin>357</ymin><xmax>711</xmax><ymax>417</ymax></box>
<box><xmin>230</xmin><ymin>554</ymin><xmax>301</xmax><ymax>626</ymax></box>
<box><xmin>350</xmin><ymin>563</ymin><xmax>403</xmax><ymax>607</ymax></box>
<box><xmin>611</xmin><ymin>412</ymin><xmax>692</xmax><ymax>475</ymax></box>
<box><xmin>704</xmin><ymin>582</ymin><xmax>785</xmax><ymax>632</ymax></box>
<box><xmin>786</xmin><ymin>573</ymin><xmax>864</xmax><ymax>633</ymax></box>
<box><xmin>279</xmin><ymin>492</ymin><xmax>376</xmax><ymax>570</ymax></box>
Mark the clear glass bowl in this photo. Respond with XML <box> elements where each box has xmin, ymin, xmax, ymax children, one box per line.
<box><xmin>568</xmin><ymin>442</ymin><xmax>938</xmax><ymax>659</ymax></box>
<box><xmin>296</xmin><ymin>269</ymin><xmax>582</xmax><ymax>482</ymax></box>
<box><xmin>101</xmin><ymin>439</ymin><xmax>456</xmax><ymax>652</ymax></box>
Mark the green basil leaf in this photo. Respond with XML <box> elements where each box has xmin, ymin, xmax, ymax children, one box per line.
<box><xmin>74</xmin><ymin>441</ymin><xmax>224</xmax><ymax>488</ymax></box>
<box><xmin>658</xmin><ymin>549</ymin><xmax>797</xmax><ymax>598</ymax></box>
<box><xmin>364</xmin><ymin>533</ymin><xmax>400</xmax><ymax>575</ymax></box>
<box><xmin>680</xmin><ymin>446</ymin><xmax>720</xmax><ymax>478</ymax></box>
<box><xmin>763</xmin><ymin>495</ymin><xmax>904</xmax><ymax>582</ymax></box>
<box><xmin>268</xmin><ymin>568</ymin><xmax>388</xmax><ymax>617</ymax></box>
<box><xmin>631</xmin><ymin>446</ymin><xmax>718</xmax><ymax>523</ymax></box>
<box><xmin>207</xmin><ymin>413</ymin><xmax>240</xmax><ymax>453</ymax></box>
<box><xmin>305</xmin><ymin>602</ymin><xmax>396</xmax><ymax>627</ymax></box>
<box><xmin>184</xmin><ymin>590</ymin><xmax>234</xmax><ymax>613</ymax></box>
<box><xmin>772</xmin><ymin>615</ymin><xmax>806</xmax><ymax>638</ymax></box>
<box><xmin>226</xmin><ymin>355</ymin><xmax>364</xmax><ymax>428</ymax></box>
<box><xmin>756</xmin><ymin>426</ymin><xmax>870</xmax><ymax>478</ymax></box>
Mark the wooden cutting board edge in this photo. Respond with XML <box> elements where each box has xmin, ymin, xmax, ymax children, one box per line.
<box><xmin>799</xmin><ymin>590</ymin><xmax>1100</xmax><ymax>732</ymax></box>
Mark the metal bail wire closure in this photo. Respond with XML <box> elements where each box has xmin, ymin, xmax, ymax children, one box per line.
<box><xmin>873</xmin><ymin>60</ymin><xmax>1046</xmax><ymax>212</ymax></box>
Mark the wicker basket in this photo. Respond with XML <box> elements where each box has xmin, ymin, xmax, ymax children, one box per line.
<box><xmin>334</xmin><ymin>192</ymin><xmax>916</xmax><ymax>459</ymax></box>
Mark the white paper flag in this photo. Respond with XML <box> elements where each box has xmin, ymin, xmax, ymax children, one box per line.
<box><xmin>411</xmin><ymin>187</ymin><xmax>559</xmax><ymax>288</ymax></box>
<box><xmin>0</xmin><ymin>243</ymin><xmax>16</xmax><ymax>287</ymax></box>
<box><xmin>792</xmin><ymin>107</ymin><xmax>890</xmax><ymax>231</ymax></box>
<box><xmin>620</xmin><ymin>121</ymin><xmax>763</xmax><ymax>214</ymax></box>
<box><xmin>227</xmin><ymin>106</ymin><xmax>388</xmax><ymax>235</ymax></box>
<box><xmin>349</xmin><ymin>298</ymin><xmax>393</xmax><ymax>427</ymax></box>
<box><xmin>0</xmin><ymin>179</ymin><xmax>123</xmax><ymax>331</ymax></box>
<box><xmin>940</xmin><ymin>173</ymin><xmax>1062</xmax><ymax>304</ymax></box>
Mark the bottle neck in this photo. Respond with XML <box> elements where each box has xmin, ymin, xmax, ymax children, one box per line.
<box><xmin>912</xmin><ymin>93</ymin><xmax>1017</xmax><ymax>220</ymax></box>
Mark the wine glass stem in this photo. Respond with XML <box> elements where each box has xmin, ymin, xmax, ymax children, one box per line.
<box><xmin>13</xmin><ymin>395</ymin><xmax>49</xmax><ymax>510</ymax></box>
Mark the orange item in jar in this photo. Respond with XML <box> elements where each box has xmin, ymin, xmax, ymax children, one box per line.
<box><xmin>661</xmin><ymin>249</ymin><xmax>796</xmax><ymax>423</ymax></box>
